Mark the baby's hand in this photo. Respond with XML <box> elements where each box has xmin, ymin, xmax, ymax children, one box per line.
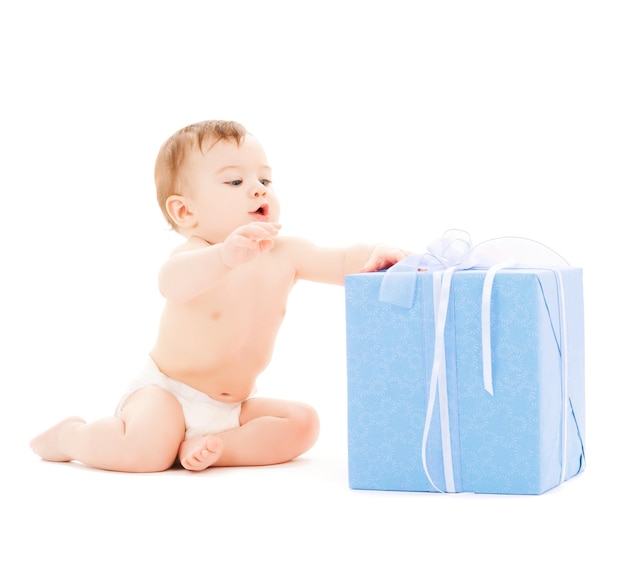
<box><xmin>360</xmin><ymin>244</ymin><xmax>411</xmax><ymax>273</ymax></box>
<box><xmin>221</xmin><ymin>222</ymin><xmax>281</xmax><ymax>269</ymax></box>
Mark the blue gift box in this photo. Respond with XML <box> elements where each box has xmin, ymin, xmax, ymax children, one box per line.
<box><xmin>345</xmin><ymin>266</ymin><xmax>585</xmax><ymax>494</ymax></box>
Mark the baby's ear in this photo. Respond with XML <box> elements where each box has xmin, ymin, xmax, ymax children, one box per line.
<box><xmin>166</xmin><ymin>195</ymin><xmax>196</xmax><ymax>228</ymax></box>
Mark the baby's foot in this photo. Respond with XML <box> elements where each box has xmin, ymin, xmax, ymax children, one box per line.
<box><xmin>178</xmin><ymin>435</ymin><xmax>224</xmax><ymax>471</ymax></box>
<box><xmin>30</xmin><ymin>416</ymin><xmax>85</xmax><ymax>462</ymax></box>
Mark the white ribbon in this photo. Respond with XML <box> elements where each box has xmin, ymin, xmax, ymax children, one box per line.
<box><xmin>422</xmin><ymin>267</ymin><xmax>457</xmax><ymax>492</ymax></box>
<box><xmin>380</xmin><ymin>229</ymin><xmax>572</xmax><ymax>492</ymax></box>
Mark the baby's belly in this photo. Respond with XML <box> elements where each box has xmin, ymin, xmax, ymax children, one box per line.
<box><xmin>150</xmin><ymin>346</ymin><xmax>269</xmax><ymax>403</ymax></box>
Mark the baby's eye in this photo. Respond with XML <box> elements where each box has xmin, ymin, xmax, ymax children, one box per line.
<box><xmin>227</xmin><ymin>179</ymin><xmax>243</xmax><ymax>186</ymax></box>
<box><xmin>260</xmin><ymin>179</ymin><xmax>271</xmax><ymax>186</ymax></box>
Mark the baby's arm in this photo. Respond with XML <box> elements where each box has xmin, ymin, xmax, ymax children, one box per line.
<box><xmin>285</xmin><ymin>238</ymin><xmax>409</xmax><ymax>285</ymax></box>
<box><xmin>159</xmin><ymin>222</ymin><xmax>280</xmax><ymax>301</ymax></box>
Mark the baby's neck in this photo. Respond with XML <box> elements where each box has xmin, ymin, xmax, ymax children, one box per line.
<box><xmin>190</xmin><ymin>234</ymin><xmax>214</xmax><ymax>246</ymax></box>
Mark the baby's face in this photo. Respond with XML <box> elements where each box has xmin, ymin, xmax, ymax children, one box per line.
<box><xmin>181</xmin><ymin>135</ymin><xmax>281</xmax><ymax>243</ymax></box>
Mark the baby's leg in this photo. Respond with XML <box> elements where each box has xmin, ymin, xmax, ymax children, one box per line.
<box><xmin>210</xmin><ymin>397</ymin><xmax>320</xmax><ymax>467</ymax></box>
<box><xmin>30</xmin><ymin>386</ymin><xmax>186</xmax><ymax>472</ymax></box>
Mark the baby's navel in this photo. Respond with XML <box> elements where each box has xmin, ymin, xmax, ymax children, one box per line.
<box><xmin>211</xmin><ymin>311</ymin><xmax>222</xmax><ymax>321</ymax></box>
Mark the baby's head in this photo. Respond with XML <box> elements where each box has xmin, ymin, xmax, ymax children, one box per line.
<box><xmin>155</xmin><ymin>120</ymin><xmax>248</xmax><ymax>229</ymax></box>
<box><xmin>154</xmin><ymin>119</ymin><xmax>279</xmax><ymax>243</ymax></box>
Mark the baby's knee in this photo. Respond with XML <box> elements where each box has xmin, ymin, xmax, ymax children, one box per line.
<box><xmin>294</xmin><ymin>403</ymin><xmax>320</xmax><ymax>449</ymax></box>
<box><xmin>119</xmin><ymin>386</ymin><xmax>185</xmax><ymax>472</ymax></box>
<box><xmin>135</xmin><ymin>448</ymin><xmax>179</xmax><ymax>473</ymax></box>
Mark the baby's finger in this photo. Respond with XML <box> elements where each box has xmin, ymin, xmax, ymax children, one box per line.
<box><xmin>257</xmin><ymin>238</ymin><xmax>275</xmax><ymax>253</ymax></box>
<box><xmin>230</xmin><ymin>235</ymin><xmax>258</xmax><ymax>250</ymax></box>
<box><xmin>256</xmin><ymin>222</ymin><xmax>281</xmax><ymax>235</ymax></box>
<box><xmin>359</xmin><ymin>255</ymin><xmax>381</xmax><ymax>273</ymax></box>
<box><xmin>238</xmin><ymin>222</ymin><xmax>281</xmax><ymax>239</ymax></box>
<box><xmin>360</xmin><ymin>248</ymin><xmax>411</xmax><ymax>272</ymax></box>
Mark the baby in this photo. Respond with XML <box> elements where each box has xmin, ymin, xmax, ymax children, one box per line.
<box><xmin>30</xmin><ymin>120</ymin><xmax>409</xmax><ymax>472</ymax></box>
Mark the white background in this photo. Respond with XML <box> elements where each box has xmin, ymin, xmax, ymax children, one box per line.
<box><xmin>1</xmin><ymin>1</ymin><xmax>624</xmax><ymax>571</ymax></box>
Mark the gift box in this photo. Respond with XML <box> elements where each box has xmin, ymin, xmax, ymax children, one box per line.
<box><xmin>345</xmin><ymin>233</ymin><xmax>586</xmax><ymax>494</ymax></box>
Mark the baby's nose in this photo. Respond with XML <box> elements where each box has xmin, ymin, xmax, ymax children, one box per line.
<box><xmin>251</xmin><ymin>183</ymin><xmax>267</xmax><ymax>197</ymax></box>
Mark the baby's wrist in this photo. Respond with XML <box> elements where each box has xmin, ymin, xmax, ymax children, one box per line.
<box><xmin>219</xmin><ymin>244</ymin><xmax>236</xmax><ymax>270</ymax></box>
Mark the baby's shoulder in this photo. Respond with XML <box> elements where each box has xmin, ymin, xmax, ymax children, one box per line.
<box><xmin>170</xmin><ymin>236</ymin><xmax>209</xmax><ymax>255</ymax></box>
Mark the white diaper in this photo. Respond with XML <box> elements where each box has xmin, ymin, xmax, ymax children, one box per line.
<box><xmin>115</xmin><ymin>358</ymin><xmax>242</xmax><ymax>439</ymax></box>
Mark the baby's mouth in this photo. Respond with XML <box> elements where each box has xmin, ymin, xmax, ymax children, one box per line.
<box><xmin>253</xmin><ymin>204</ymin><xmax>269</xmax><ymax>216</ymax></box>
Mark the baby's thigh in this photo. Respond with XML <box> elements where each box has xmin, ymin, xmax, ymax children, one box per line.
<box><xmin>240</xmin><ymin>397</ymin><xmax>319</xmax><ymax>442</ymax></box>
<box><xmin>120</xmin><ymin>386</ymin><xmax>186</xmax><ymax>456</ymax></box>
<box><xmin>239</xmin><ymin>396</ymin><xmax>315</xmax><ymax>422</ymax></box>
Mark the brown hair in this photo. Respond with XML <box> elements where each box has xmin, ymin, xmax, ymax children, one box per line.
<box><xmin>154</xmin><ymin>120</ymin><xmax>248</xmax><ymax>228</ymax></box>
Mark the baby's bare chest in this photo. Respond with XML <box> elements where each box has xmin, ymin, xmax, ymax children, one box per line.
<box><xmin>191</xmin><ymin>261</ymin><xmax>294</xmax><ymax>329</ymax></box>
